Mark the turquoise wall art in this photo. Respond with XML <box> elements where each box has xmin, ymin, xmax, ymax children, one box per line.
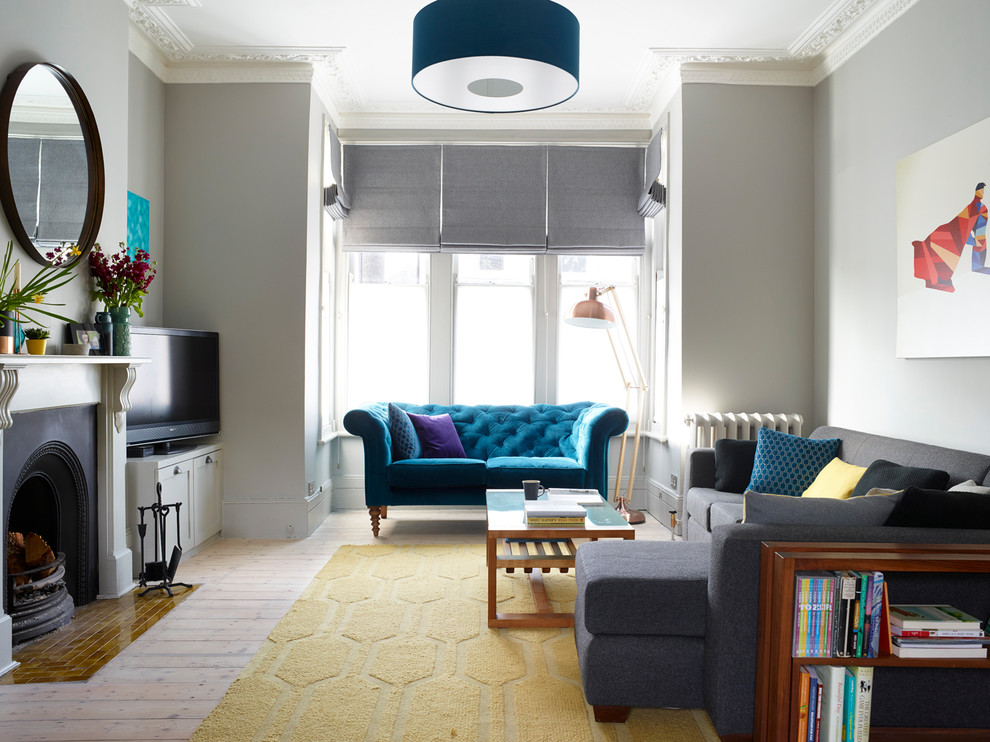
<box><xmin>126</xmin><ymin>190</ymin><xmax>150</xmax><ymax>259</ymax></box>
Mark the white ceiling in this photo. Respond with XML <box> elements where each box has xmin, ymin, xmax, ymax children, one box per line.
<box><xmin>127</xmin><ymin>0</ymin><xmax>911</xmax><ymax>133</ymax></box>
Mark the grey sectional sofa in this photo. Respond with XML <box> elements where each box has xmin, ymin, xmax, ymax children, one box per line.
<box><xmin>574</xmin><ymin>426</ymin><xmax>990</xmax><ymax>739</ymax></box>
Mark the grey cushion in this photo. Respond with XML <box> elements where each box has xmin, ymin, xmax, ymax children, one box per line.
<box><xmin>686</xmin><ymin>487</ymin><xmax>744</xmax><ymax>530</ymax></box>
<box><xmin>742</xmin><ymin>490</ymin><xmax>903</xmax><ymax>526</ymax></box>
<box><xmin>575</xmin><ymin>540</ymin><xmax>709</xmax><ymax>636</ymax></box>
<box><xmin>710</xmin><ymin>502</ymin><xmax>744</xmax><ymax>528</ymax></box>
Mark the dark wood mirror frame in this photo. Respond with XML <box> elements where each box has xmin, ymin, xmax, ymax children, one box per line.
<box><xmin>0</xmin><ymin>62</ymin><xmax>105</xmax><ymax>266</ymax></box>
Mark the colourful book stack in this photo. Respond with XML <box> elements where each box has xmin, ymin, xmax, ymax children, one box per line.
<box><xmin>793</xmin><ymin>571</ymin><xmax>837</xmax><ymax>658</ymax></box>
<box><xmin>889</xmin><ymin>604</ymin><xmax>988</xmax><ymax>658</ymax></box>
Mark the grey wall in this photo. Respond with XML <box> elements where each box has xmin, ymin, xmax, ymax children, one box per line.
<box><xmin>814</xmin><ymin>0</ymin><xmax>990</xmax><ymax>454</ymax></box>
<box><xmin>680</xmin><ymin>83</ymin><xmax>815</xmax><ymax>422</ymax></box>
<box><xmin>0</xmin><ymin>0</ymin><xmax>129</xmax><ymax>345</ymax></box>
<box><xmin>163</xmin><ymin>81</ymin><xmax>327</xmax><ymax>535</ymax></box>
<box><xmin>127</xmin><ymin>52</ymin><xmax>164</xmax><ymax>327</ymax></box>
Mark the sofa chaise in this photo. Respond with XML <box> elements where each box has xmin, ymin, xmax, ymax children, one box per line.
<box><xmin>343</xmin><ymin>402</ymin><xmax>628</xmax><ymax>536</ymax></box>
<box><xmin>574</xmin><ymin>426</ymin><xmax>990</xmax><ymax>738</ymax></box>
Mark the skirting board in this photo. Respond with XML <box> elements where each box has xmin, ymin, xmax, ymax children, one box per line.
<box><xmin>223</xmin><ymin>486</ymin><xmax>332</xmax><ymax>539</ymax></box>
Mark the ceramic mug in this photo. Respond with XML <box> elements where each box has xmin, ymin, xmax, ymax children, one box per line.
<box><xmin>522</xmin><ymin>480</ymin><xmax>545</xmax><ymax>500</ymax></box>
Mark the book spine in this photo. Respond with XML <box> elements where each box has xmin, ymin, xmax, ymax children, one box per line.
<box><xmin>819</xmin><ymin>665</ymin><xmax>844</xmax><ymax>742</ymax></box>
<box><xmin>830</xmin><ymin>571</ymin><xmax>843</xmax><ymax>658</ymax></box>
<box><xmin>842</xmin><ymin>668</ymin><xmax>856</xmax><ymax>742</ymax></box>
<box><xmin>838</xmin><ymin>572</ymin><xmax>856</xmax><ymax>658</ymax></box>
<box><xmin>823</xmin><ymin>575</ymin><xmax>835</xmax><ymax>658</ymax></box>
<box><xmin>855</xmin><ymin>572</ymin><xmax>869</xmax><ymax>657</ymax></box>
<box><xmin>807</xmin><ymin>670</ymin><xmax>819</xmax><ymax>742</ymax></box>
<box><xmin>525</xmin><ymin>517</ymin><xmax>585</xmax><ymax>524</ymax></box>
<box><xmin>814</xmin><ymin>667</ymin><xmax>824</xmax><ymax>742</ymax></box>
<box><xmin>794</xmin><ymin>575</ymin><xmax>811</xmax><ymax>656</ymax></box>
<box><xmin>811</xmin><ymin>578</ymin><xmax>821</xmax><ymax>658</ymax></box>
<box><xmin>854</xmin><ymin>666</ymin><xmax>874</xmax><ymax>742</ymax></box>
<box><xmin>893</xmin><ymin>627</ymin><xmax>985</xmax><ymax>637</ymax></box>
<box><xmin>798</xmin><ymin>666</ymin><xmax>811</xmax><ymax>741</ymax></box>
<box><xmin>868</xmin><ymin>572</ymin><xmax>884</xmax><ymax>658</ymax></box>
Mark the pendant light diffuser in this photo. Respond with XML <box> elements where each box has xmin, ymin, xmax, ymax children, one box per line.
<box><xmin>412</xmin><ymin>0</ymin><xmax>580</xmax><ymax>114</ymax></box>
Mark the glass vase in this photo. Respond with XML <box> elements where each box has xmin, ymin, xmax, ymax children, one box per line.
<box><xmin>109</xmin><ymin>306</ymin><xmax>131</xmax><ymax>356</ymax></box>
<box><xmin>94</xmin><ymin>311</ymin><xmax>113</xmax><ymax>356</ymax></box>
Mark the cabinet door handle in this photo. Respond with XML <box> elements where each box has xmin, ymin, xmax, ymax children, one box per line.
<box><xmin>205</xmin><ymin>456</ymin><xmax>213</xmax><ymax>464</ymax></box>
<box><xmin>174</xmin><ymin>466</ymin><xmax>182</xmax><ymax>475</ymax></box>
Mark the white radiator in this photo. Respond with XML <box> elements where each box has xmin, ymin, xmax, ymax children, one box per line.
<box><xmin>684</xmin><ymin>412</ymin><xmax>804</xmax><ymax>448</ymax></box>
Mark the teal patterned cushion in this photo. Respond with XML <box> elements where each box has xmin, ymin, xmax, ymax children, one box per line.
<box><xmin>746</xmin><ymin>427</ymin><xmax>840</xmax><ymax>498</ymax></box>
<box><xmin>388</xmin><ymin>403</ymin><xmax>421</xmax><ymax>461</ymax></box>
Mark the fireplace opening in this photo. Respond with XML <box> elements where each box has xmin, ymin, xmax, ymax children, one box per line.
<box><xmin>3</xmin><ymin>405</ymin><xmax>98</xmax><ymax>645</ymax></box>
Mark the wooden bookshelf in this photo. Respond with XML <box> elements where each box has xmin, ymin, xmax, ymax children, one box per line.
<box><xmin>754</xmin><ymin>542</ymin><xmax>990</xmax><ymax>742</ymax></box>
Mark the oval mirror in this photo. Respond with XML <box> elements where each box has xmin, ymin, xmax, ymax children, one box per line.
<box><xmin>0</xmin><ymin>62</ymin><xmax>104</xmax><ymax>266</ymax></box>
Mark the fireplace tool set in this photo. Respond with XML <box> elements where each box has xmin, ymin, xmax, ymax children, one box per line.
<box><xmin>137</xmin><ymin>482</ymin><xmax>192</xmax><ymax>597</ymax></box>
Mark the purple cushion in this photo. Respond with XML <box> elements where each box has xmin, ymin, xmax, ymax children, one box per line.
<box><xmin>408</xmin><ymin>412</ymin><xmax>466</xmax><ymax>458</ymax></box>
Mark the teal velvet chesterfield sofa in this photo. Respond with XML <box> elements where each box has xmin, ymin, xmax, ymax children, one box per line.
<box><xmin>343</xmin><ymin>402</ymin><xmax>629</xmax><ymax>536</ymax></box>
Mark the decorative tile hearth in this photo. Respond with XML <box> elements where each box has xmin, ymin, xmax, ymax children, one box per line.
<box><xmin>1</xmin><ymin>584</ymin><xmax>196</xmax><ymax>684</ymax></box>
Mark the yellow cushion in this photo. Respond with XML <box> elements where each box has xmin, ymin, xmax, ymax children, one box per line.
<box><xmin>801</xmin><ymin>457</ymin><xmax>867</xmax><ymax>499</ymax></box>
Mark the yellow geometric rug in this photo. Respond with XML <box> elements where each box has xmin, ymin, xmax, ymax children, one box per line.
<box><xmin>193</xmin><ymin>544</ymin><xmax>719</xmax><ymax>742</ymax></box>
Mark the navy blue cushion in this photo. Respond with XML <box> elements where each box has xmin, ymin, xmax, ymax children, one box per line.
<box><xmin>485</xmin><ymin>456</ymin><xmax>585</xmax><ymax>490</ymax></box>
<box><xmin>714</xmin><ymin>439</ymin><xmax>757</xmax><ymax>493</ymax></box>
<box><xmin>388</xmin><ymin>402</ymin><xmax>421</xmax><ymax>461</ymax></box>
<box><xmin>850</xmin><ymin>459</ymin><xmax>949</xmax><ymax>498</ymax></box>
<box><xmin>388</xmin><ymin>458</ymin><xmax>487</xmax><ymax>488</ymax></box>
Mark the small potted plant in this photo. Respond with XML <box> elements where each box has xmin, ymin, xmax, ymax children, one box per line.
<box><xmin>23</xmin><ymin>327</ymin><xmax>51</xmax><ymax>355</ymax></box>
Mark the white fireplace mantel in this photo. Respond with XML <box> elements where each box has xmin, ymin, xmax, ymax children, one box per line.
<box><xmin>0</xmin><ymin>354</ymin><xmax>147</xmax><ymax>677</ymax></box>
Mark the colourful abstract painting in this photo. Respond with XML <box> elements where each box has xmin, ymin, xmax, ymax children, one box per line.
<box><xmin>126</xmin><ymin>190</ymin><xmax>150</xmax><ymax>260</ymax></box>
<box><xmin>896</xmin><ymin>116</ymin><xmax>990</xmax><ymax>358</ymax></box>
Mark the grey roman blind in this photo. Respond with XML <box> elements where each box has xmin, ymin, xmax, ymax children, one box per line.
<box><xmin>440</xmin><ymin>145</ymin><xmax>547</xmax><ymax>253</ymax></box>
<box><xmin>547</xmin><ymin>146</ymin><xmax>646</xmax><ymax>255</ymax></box>
<box><xmin>323</xmin><ymin>126</ymin><xmax>350</xmax><ymax>220</ymax></box>
<box><xmin>8</xmin><ymin>138</ymin><xmax>41</xmax><ymax>234</ymax></box>
<box><xmin>37</xmin><ymin>139</ymin><xmax>88</xmax><ymax>243</ymax></box>
<box><xmin>638</xmin><ymin>129</ymin><xmax>666</xmax><ymax>218</ymax></box>
<box><xmin>342</xmin><ymin>145</ymin><xmax>441</xmax><ymax>252</ymax></box>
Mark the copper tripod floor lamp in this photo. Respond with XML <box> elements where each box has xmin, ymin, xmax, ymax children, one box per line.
<box><xmin>565</xmin><ymin>286</ymin><xmax>647</xmax><ymax>524</ymax></box>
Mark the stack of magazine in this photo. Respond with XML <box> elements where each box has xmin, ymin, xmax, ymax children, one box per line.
<box><xmin>889</xmin><ymin>605</ymin><xmax>988</xmax><ymax>658</ymax></box>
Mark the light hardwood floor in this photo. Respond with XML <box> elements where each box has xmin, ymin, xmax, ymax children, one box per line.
<box><xmin>0</xmin><ymin>507</ymin><xmax>673</xmax><ymax>742</ymax></box>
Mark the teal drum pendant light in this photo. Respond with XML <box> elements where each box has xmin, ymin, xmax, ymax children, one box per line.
<box><xmin>412</xmin><ymin>0</ymin><xmax>580</xmax><ymax>113</ymax></box>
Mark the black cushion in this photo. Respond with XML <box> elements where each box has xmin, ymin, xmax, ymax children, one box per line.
<box><xmin>883</xmin><ymin>486</ymin><xmax>990</xmax><ymax>529</ymax></box>
<box><xmin>714</xmin><ymin>439</ymin><xmax>758</xmax><ymax>493</ymax></box>
<box><xmin>850</xmin><ymin>459</ymin><xmax>949</xmax><ymax>498</ymax></box>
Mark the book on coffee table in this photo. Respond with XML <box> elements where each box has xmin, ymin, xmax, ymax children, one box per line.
<box><xmin>545</xmin><ymin>489</ymin><xmax>604</xmax><ymax>506</ymax></box>
<box><xmin>524</xmin><ymin>500</ymin><xmax>586</xmax><ymax>524</ymax></box>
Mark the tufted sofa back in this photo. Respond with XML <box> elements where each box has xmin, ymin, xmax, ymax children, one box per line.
<box><xmin>392</xmin><ymin>402</ymin><xmax>607</xmax><ymax>461</ymax></box>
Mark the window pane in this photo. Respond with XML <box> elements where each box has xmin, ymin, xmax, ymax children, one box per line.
<box><xmin>558</xmin><ymin>256</ymin><xmax>639</xmax><ymax>410</ymax></box>
<box><xmin>346</xmin><ymin>253</ymin><xmax>428</xmax><ymax>407</ymax></box>
<box><xmin>454</xmin><ymin>255</ymin><xmax>534</xmax><ymax>404</ymax></box>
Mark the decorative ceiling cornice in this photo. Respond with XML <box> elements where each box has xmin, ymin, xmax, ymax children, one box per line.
<box><xmin>127</xmin><ymin>0</ymin><xmax>919</xmax><ymax>130</ymax></box>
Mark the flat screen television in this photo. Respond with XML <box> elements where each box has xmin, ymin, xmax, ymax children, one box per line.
<box><xmin>126</xmin><ymin>327</ymin><xmax>220</xmax><ymax>456</ymax></box>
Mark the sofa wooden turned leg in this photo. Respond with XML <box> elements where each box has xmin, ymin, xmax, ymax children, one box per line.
<box><xmin>593</xmin><ymin>705</ymin><xmax>631</xmax><ymax>723</ymax></box>
<box><xmin>380</xmin><ymin>505</ymin><xmax>387</xmax><ymax>519</ymax></box>
<box><xmin>369</xmin><ymin>506</ymin><xmax>381</xmax><ymax>537</ymax></box>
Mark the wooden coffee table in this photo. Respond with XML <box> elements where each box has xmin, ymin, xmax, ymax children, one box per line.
<box><xmin>485</xmin><ymin>489</ymin><xmax>635</xmax><ymax>628</ymax></box>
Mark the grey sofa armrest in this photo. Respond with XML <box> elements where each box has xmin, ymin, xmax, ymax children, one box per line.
<box><xmin>686</xmin><ymin>447</ymin><xmax>716</xmax><ymax>489</ymax></box>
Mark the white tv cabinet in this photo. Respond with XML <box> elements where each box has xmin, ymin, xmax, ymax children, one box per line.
<box><xmin>125</xmin><ymin>442</ymin><xmax>223</xmax><ymax>579</ymax></box>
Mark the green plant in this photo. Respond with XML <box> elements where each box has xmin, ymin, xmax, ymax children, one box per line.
<box><xmin>24</xmin><ymin>327</ymin><xmax>50</xmax><ymax>340</ymax></box>
<box><xmin>0</xmin><ymin>240</ymin><xmax>80</xmax><ymax>329</ymax></box>
<box><xmin>88</xmin><ymin>243</ymin><xmax>158</xmax><ymax>317</ymax></box>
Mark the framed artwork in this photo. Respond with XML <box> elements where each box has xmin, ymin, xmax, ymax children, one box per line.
<box><xmin>896</xmin><ymin>116</ymin><xmax>990</xmax><ymax>358</ymax></box>
<box><xmin>126</xmin><ymin>190</ymin><xmax>150</xmax><ymax>259</ymax></box>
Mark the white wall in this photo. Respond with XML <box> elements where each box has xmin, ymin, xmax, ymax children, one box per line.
<box><xmin>0</xmin><ymin>0</ymin><xmax>129</xmax><ymax>345</ymax></box>
<box><xmin>814</xmin><ymin>0</ymin><xmax>990</xmax><ymax>454</ymax></box>
<box><xmin>163</xmin><ymin>81</ymin><xmax>331</xmax><ymax>537</ymax></box>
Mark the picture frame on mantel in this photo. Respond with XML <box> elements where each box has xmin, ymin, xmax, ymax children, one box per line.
<box><xmin>896</xmin><ymin>115</ymin><xmax>990</xmax><ymax>358</ymax></box>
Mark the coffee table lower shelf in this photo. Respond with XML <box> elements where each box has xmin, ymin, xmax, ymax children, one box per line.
<box><xmin>488</xmin><ymin>538</ymin><xmax>578</xmax><ymax>628</ymax></box>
